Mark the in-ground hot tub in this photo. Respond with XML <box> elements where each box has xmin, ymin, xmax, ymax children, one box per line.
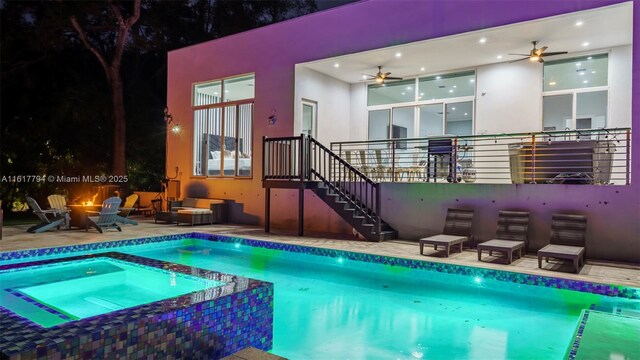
<box><xmin>0</xmin><ymin>252</ymin><xmax>273</xmax><ymax>359</ymax></box>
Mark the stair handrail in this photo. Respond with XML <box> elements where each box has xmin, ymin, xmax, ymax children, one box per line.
<box><xmin>307</xmin><ymin>137</ymin><xmax>382</xmax><ymax>235</ymax></box>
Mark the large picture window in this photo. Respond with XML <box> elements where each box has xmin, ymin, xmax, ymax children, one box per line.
<box><xmin>192</xmin><ymin>74</ymin><xmax>254</xmax><ymax>177</ymax></box>
<box><xmin>542</xmin><ymin>54</ymin><xmax>608</xmax><ymax>131</ymax></box>
<box><xmin>367</xmin><ymin>70</ymin><xmax>475</xmax><ymax>142</ymax></box>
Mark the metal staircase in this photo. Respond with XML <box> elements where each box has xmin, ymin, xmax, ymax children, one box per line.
<box><xmin>262</xmin><ymin>135</ymin><xmax>397</xmax><ymax>241</ymax></box>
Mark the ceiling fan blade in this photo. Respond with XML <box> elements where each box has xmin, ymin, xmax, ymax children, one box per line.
<box><xmin>384</xmin><ymin>76</ymin><xmax>403</xmax><ymax>80</ymax></box>
<box><xmin>538</xmin><ymin>57</ymin><xmax>544</xmax><ymax>63</ymax></box>
<box><xmin>535</xmin><ymin>46</ymin><xmax>548</xmax><ymax>56</ymax></box>
<box><xmin>508</xmin><ymin>53</ymin><xmax>531</xmax><ymax>56</ymax></box>
<box><xmin>509</xmin><ymin>57</ymin><xmax>529</xmax><ymax>63</ymax></box>
<box><xmin>540</xmin><ymin>51</ymin><xmax>568</xmax><ymax>57</ymax></box>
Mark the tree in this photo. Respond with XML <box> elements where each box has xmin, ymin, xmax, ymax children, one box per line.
<box><xmin>67</xmin><ymin>0</ymin><xmax>141</xmax><ymax>176</ymax></box>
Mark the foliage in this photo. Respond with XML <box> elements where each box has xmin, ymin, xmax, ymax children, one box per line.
<box><xmin>0</xmin><ymin>0</ymin><xmax>318</xmax><ymax>214</ymax></box>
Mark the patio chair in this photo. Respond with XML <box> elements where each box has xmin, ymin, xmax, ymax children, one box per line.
<box><xmin>419</xmin><ymin>208</ymin><xmax>474</xmax><ymax>257</ymax></box>
<box><xmin>116</xmin><ymin>194</ymin><xmax>139</xmax><ymax>225</ymax></box>
<box><xmin>47</xmin><ymin>194</ymin><xmax>71</xmax><ymax>229</ymax></box>
<box><xmin>537</xmin><ymin>214</ymin><xmax>587</xmax><ymax>273</ymax></box>
<box><xmin>86</xmin><ymin>197</ymin><xmax>122</xmax><ymax>233</ymax></box>
<box><xmin>26</xmin><ymin>197</ymin><xmax>66</xmax><ymax>233</ymax></box>
<box><xmin>477</xmin><ymin>211</ymin><xmax>530</xmax><ymax>264</ymax></box>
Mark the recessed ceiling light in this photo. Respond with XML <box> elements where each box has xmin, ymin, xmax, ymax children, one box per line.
<box><xmin>453</xmin><ymin>85</ymin><xmax>457</xmax><ymax>88</ymax></box>
<box><xmin>583</xmin><ymin>80</ymin><xmax>589</xmax><ymax>84</ymax></box>
<box><xmin>401</xmin><ymin>92</ymin><xmax>406</xmax><ymax>95</ymax></box>
<box><xmin>591</xmin><ymin>71</ymin><xmax>596</xmax><ymax>74</ymax></box>
<box><xmin>449</xmin><ymin>89</ymin><xmax>454</xmax><ymax>93</ymax></box>
<box><xmin>582</xmin><ymin>42</ymin><xmax>590</xmax><ymax>47</ymax></box>
<box><xmin>452</xmin><ymin>107</ymin><xmax>456</xmax><ymax>110</ymax></box>
<box><xmin>579</xmin><ymin>72</ymin><xmax>585</xmax><ymax>76</ymax></box>
<box><xmin>464</xmin><ymin>113</ymin><xmax>468</xmax><ymax>116</ymax></box>
<box><xmin>362</xmin><ymin>75</ymin><xmax>368</xmax><ymax>79</ymax></box>
<box><xmin>420</xmin><ymin>93</ymin><xmax>424</xmax><ymax>96</ymax></box>
<box><xmin>479</xmin><ymin>38</ymin><xmax>487</xmax><ymax>44</ymax></box>
<box><xmin>406</xmin><ymin>86</ymin><xmax>412</xmax><ymax>90</ymax></box>
<box><xmin>334</xmin><ymin>63</ymin><xmax>340</xmax><ymax>68</ymax></box>
<box><xmin>224</xmin><ymin>90</ymin><xmax>229</xmax><ymax>93</ymax></box>
<box><xmin>549</xmin><ymin>81</ymin><xmax>556</xmax><ymax>86</ymax></box>
<box><xmin>575</xmin><ymin>21</ymin><xmax>584</xmax><ymax>26</ymax></box>
<box><xmin>469</xmin><ymin>79</ymin><xmax>475</xmax><ymax>83</ymax></box>
<box><xmin>395</xmin><ymin>52</ymin><xmax>402</xmax><ymax>58</ymax></box>
<box><xmin>576</xmin><ymin>63</ymin><xmax>582</xmax><ymax>66</ymax></box>
<box><xmin>420</xmin><ymin>67</ymin><xmax>425</xmax><ymax>71</ymax></box>
<box><xmin>496</xmin><ymin>55</ymin><xmax>503</xmax><ymax>59</ymax></box>
<box><xmin>587</xmin><ymin>56</ymin><xmax>593</xmax><ymax>60</ymax></box>
<box><xmin>436</xmin><ymin>76</ymin><xmax>442</xmax><ymax>80</ymax></box>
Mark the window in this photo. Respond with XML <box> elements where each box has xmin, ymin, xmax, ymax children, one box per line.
<box><xmin>367</xmin><ymin>71</ymin><xmax>475</xmax><ymax>142</ymax></box>
<box><xmin>193</xmin><ymin>74</ymin><xmax>254</xmax><ymax>177</ymax></box>
<box><xmin>367</xmin><ymin>79</ymin><xmax>416</xmax><ymax>106</ymax></box>
<box><xmin>418</xmin><ymin>71</ymin><xmax>475</xmax><ymax>101</ymax></box>
<box><xmin>543</xmin><ymin>54</ymin><xmax>608</xmax><ymax>131</ymax></box>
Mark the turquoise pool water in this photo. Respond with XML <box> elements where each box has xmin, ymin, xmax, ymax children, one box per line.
<box><xmin>0</xmin><ymin>257</ymin><xmax>223</xmax><ymax>328</ymax></box>
<box><xmin>121</xmin><ymin>239</ymin><xmax>632</xmax><ymax>360</ymax></box>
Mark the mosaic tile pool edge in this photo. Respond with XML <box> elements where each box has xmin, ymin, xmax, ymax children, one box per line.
<box><xmin>0</xmin><ymin>252</ymin><xmax>274</xmax><ymax>360</ymax></box>
<box><xmin>1</xmin><ymin>231</ymin><xmax>638</xmax><ymax>300</ymax></box>
<box><xmin>196</xmin><ymin>233</ymin><xmax>640</xmax><ymax>300</ymax></box>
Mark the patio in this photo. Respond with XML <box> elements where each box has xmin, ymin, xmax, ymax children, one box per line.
<box><xmin>2</xmin><ymin>216</ymin><xmax>638</xmax><ymax>288</ymax></box>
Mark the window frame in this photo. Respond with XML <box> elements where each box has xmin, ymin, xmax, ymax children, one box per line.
<box><xmin>191</xmin><ymin>73</ymin><xmax>255</xmax><ymax>179</ymax></box>
<box><xmin>541</xmin><ymin>53</ymin><xmax>610</xmax><ymax>131</ymax></box>
<box><xmin>366</xmin><ymin>69</ymin><xmax>477</xmax><ymax>140</ymax></box>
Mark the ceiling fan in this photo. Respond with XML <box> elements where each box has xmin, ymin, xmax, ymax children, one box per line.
<box><xmin>363</xmin><ymin>66</ymin><xmax>403</xmax><ymax>84</ymax></box>
<box><xmin>509</xmin><ymin>41</ymin><xmax>568</xmax><ymax>63</ymax></box>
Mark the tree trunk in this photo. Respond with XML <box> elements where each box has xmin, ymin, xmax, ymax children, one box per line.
<box><xmin>111</xmin><ymin>67</ymin><xmax>126</xmax><ymax>175</ymax></box>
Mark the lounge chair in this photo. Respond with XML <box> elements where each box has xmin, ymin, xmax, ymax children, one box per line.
<box><xmin>26</xmin><ymin>197</ymin><xmax>66</xmax><ymax>233</ymax></box>
<box><xmin>477</xmin><ymin>211</ymin><xmax>530</xmax><ymax>264</ymax></box>
<box><xmin>47</xmin><ymin>194</ymin><xmax>71</xmax><ymax>229</ymax></box>
<box><xmin>419</xmin><ymin>208</ymin><xmax>474</xmax><ymax>257</ymax></box>
<box><xmin>537</xmin><ymin>214</ymin><xmax>587</xmax><ymax>273</ymax></box>
<box><xmin>86</xmin><ymin>197</ymin><xmax>122</xmax><ymax>233</ymax></box>
<box><xmin>116</xmin><ymin>194</ymin><xmax>139</xmax><ymax>225</ymax></box>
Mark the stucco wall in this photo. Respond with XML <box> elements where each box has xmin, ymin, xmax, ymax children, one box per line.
<box><xmin>167</xmin><ymin>0</ymin><xmax>639</xmax><ymax>263</ymax></box>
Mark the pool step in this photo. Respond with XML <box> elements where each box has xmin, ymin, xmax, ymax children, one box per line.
<box><xmin>566</xmin><ymin>309</ymin><xmax>640</xmax><ymax>360</ymax></box>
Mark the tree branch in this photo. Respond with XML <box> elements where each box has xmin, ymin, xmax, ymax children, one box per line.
<box><xmin>111</xmin><ymin>0</ymin><xmax>141</xmax><ymax>69</ymax></box>
<box><xmin>69</xmin><ymin>16</ymin><xmax>112</xmax><ymax>83</ymax></box>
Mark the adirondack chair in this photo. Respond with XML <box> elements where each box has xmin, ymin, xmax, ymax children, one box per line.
<box><xmin>116</xmin><ymin>194</ymin><xmax>139</xmax><ymax>225</ymax></box>
<box><xmin>86</xmin><ymin>197</ymin><xmax>122</xmax><ymax>233</ymax></box>
<box><xmin>26</xmin><ymin>197</ymin><xmax>66</xmax><ymax>233</ymax></box>
<box><xmin>47</xmin><ymin>194</ymin><xmax>71</xmax><ymax>229</ymax></box>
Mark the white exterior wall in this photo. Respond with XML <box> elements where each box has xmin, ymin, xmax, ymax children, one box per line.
<box><xmin>294</xmin><ymin>66</ymin><xmax>351</xmax><ymax>145</ymax></box>
<box><xmin>610</xmin><ymin>45</ymin><xmax>633</xmax><ymax>127</ymax></box>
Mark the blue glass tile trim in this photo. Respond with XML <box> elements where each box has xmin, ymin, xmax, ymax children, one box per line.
<box><xmin>0</xmin><ymin>233</ymin><xmax>192</xmax><ymax>262</ymax></box>
<box><xmin>4</xmin><ymin>288</ymin><xmax>73</xmax><ymax>321</ymax></box>
<box><xmin>194</xmin><ymin>233</ymin><xmax>640</xmax><ymax>300</ymax></box>
<box><xmin>2</xmin><ymin>231</ymin><xmax>638</xmax><ymax>301</ymax></box>
<box><xmin>567</xmin><ymin>310</ymin><xmax>590</xmax><ymax>360</ymax></box>
<box><xmin>0</xmin><ymin>252</ymin><xmax>273</xmax><ymax>359</ymax></box>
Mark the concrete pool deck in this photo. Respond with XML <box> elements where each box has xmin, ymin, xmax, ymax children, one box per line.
<box><xmin>1</xmin><ymin>216</ymin><xmax>639</xmax><ymax>288</ymax></box>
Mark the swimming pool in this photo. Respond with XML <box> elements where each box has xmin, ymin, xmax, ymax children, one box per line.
<box><xmin>1</xmin><ymin>233</ymin><xmax>638</xmax><ymax>359</ymax></box>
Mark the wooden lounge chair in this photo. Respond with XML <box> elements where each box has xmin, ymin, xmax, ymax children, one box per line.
<box><xmin>537</xmin><ymin>214</ymin><xmax>587</xmax><ymax>273</ymax></box>
<box><xmin>116</xmin><ymin>194</ymin><xmax>139</xmax><ymax>225</ymax></box>
<box><xmin>86</xmin><ymin>197</ymin><xmax>122</xmax><ymax>233</ymax></box>
<box><xmin>477</xmin><ymin>211</ymin><xmax>530</xmax><ymax>264</ymax></box>
<box><xmin>419</xmin><ymin>208</ymin><xmax>474</xmax><ymax>257</ymax></box>
<box><xmin>47</xmin><ymin>194</ymin><xmax>71</xmax><ymax>229</ymax></box>
<box><xmin>26</xmin><ymin>197</ymin><xmax>66</xmax><ymax>233</ymax></box>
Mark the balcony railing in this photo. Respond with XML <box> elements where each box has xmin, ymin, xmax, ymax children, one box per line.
<box><xmin>330</xmin><ymin>128</ymin><xmax>631</xmax><ymax>185</ymax></box>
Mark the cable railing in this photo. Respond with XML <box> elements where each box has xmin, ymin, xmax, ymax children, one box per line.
<box><xmin>330</xmin><ymin>128</ymin><xmax>631</xmax><ymax>185</ymax></box>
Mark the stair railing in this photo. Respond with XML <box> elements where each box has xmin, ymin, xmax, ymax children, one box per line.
<box><xmin>263</xmin><ymin>135</ymin><xmax>382</xmax><ymax>235</ymax></box>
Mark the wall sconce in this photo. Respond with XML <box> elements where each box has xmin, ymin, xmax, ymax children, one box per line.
<box><xmin>164</xmin><ymin>107</ymin><xmax>182</xmax><ymax>134</ymax></box>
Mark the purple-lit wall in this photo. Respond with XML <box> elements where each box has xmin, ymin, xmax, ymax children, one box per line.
<box><xmin>167</xmin><ymin>0</ymin><xmax>639</xmax><ymax>263</ymax></box>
